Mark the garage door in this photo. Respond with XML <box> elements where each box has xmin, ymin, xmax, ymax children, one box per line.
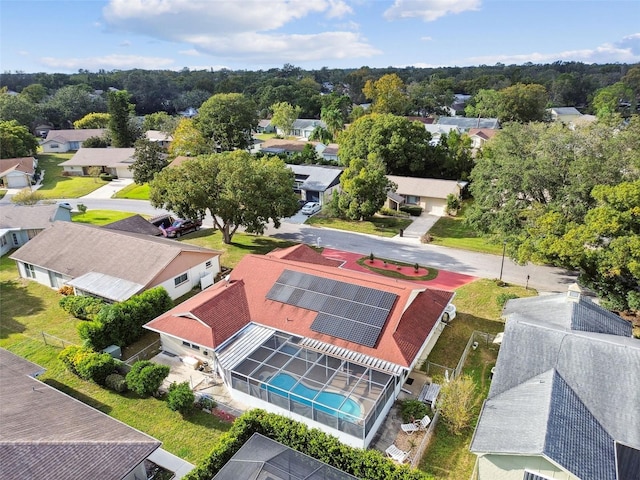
<box><xmin>424</xmin><ymin>198</ymin><xmax>446</xmax><ymax>216</ymax></box>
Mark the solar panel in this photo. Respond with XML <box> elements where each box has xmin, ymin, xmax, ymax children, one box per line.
<box><xmin>265</xmin><ymin>270</ymin><xmax>398</xmax><ymax>348</ymax></box>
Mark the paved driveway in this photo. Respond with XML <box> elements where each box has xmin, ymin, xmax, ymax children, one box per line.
<box><xmin>400</xmin><ymin>213</ymin><xmax>441</xmax><ymax>239</ymax></box>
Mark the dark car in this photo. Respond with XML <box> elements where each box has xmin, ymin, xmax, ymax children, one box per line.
<box><xmin>163</xmin><ymin>218</ymin><xmax>202</xmax><ymax>238</ymax></box>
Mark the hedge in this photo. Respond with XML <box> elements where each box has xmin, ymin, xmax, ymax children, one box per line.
<box><xmin>78</xmin><ymin>286</ymin><xmax>174</xmax><ymax>350</ymax></box>
<box><xmin>59</xmin><ymin>295</ymin><xmax>107</xmax><ymax>320</ymax></box>
<box><xmin>184</xmin><ymin>409</ymin><xmax>433</xmax><ymax>480</ymax></box>
<box><xmin>400</xmin><ymin>205</ymin><xmax>423</xmax><ymax>216</ymax></box>
<box><xmin>58</xmin><ymin>345</ymin><xmax>117</xmax><ymax>385</ymax></box>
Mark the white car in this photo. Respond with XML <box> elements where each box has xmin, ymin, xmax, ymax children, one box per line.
<box><xmin>301</xmin><ymin>202</ymin><xmax>321</xmax><ymax>215</ymax></box>
<box><xmin>442</xmin><ymin>303</ymin><xmax>457</xmax><ymax>323</ymax></box>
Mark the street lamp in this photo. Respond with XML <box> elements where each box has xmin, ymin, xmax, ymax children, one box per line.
<box><xmin>499</xmin><ymin>241</ymin><xmax>507</xmax><ymax>281</ymax></box>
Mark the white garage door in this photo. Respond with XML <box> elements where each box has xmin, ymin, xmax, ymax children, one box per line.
<box><xmin>424</xmin><ymin>198</ymin><xmax>446</xmax><ymax>216</ymax></box>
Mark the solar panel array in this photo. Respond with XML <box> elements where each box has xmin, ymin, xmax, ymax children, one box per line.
<box><xmin>266</xmin><ymin>270</ymin><xmax>397</xmax><ymax>347</ymax></box>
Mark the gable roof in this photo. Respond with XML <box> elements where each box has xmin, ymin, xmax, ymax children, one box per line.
<box><xmin>103</xmin><ymin>214</ymin><xmax>162</xmax><ymax>236</ymax></box>
<box><xmin>267</xmin><ymin>244</ymin><xmax>342</xmax><ymax>268</ymax></box>
<box><xmin>10</xmin><ymin>221</ymin><xmax>220</xmax><ymax>288</ymax></box>
<box><xmin>43</xmin><ymin>128</ymin><xmax>106</xmax><ymax>143</ymax></box>
<box><xmin>387</xmin><ymin>175</ymin><xmax>465</xmax><ymax>199</ymax></box>
<box><xmin>0</xmin><ymin>348</ymin><xmax>160</xmax><ymax>480</ymax></box>
<box><xmin>144</xmin><ymin>130</ymin><xmax>173</xmax><ymax>142</ymax></box>
<box><xmin>435</xmin><ymin>117</ymin><xmax>499</xmax><ymax>130</ymax></box>
<box><xmin>471</xmin><ymin>293</ymin><xmax>640</xmax><ymax>479</ymax></box>
<box><xmin>148</xmin><ymin>251</ymin><xmax>454</xmax><ymax>367</ymax></box>
<box><xmin>291</xmin><ymin>119</ymin><xmax>326</xmax><ymax>131</ymax></box>
<box><xmin>467</xmin><ymin>128</ymin><xmax>498</xmax><ymax>141</ymax></box>
<box><xmin>0</xmin><ymin>157</ymin><xmax>35</xmax><ymax>177</ymax></box>
<box><xmin>288</xmin><ymin>164</ymin><xmax>343</xmax><ymax>191</ymax></box>
<box><xmin>549</xmin><ymin>107</ymin><xmax>582</xmax><ymax>116</ymax></box>
<box><xmin>0</xmin><ymin>203</ymin><xmax>63</xmax><ymax>230</ymax></box>
<box><xmin>260</xmin><ymin>138</ymin><xmax>312</xmax><ymax>154</ymax></box>
<box><xmin>60</xmin><ymin>147</ymin><xmax>135</xmax><ymax>168</ymax></box>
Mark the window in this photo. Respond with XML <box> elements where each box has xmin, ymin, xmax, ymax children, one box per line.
<box><xmin>0</xmin><ymin>236</ymin><xmax>6</xmax><ymax>247</ymax></box>
<box><xmin>405</xmin><ymin>195</ymin><xmax>420</xmax><ymax>205</ymax></box>
<box><xmin>24</xmin><ymin>263</ymin><xmax>35</xmax><ymax>278</ymax></box>
<box><xmin>50</xmin><ymin>144</ymin><xmax>59</xmax><ymax>149</ymax></box>
<box><xmin>181</xmin><ymin>340</ymin><xmax>200</xmax><ymax>351</ymax></box>
<box><xmin>174</xmin><ymin>273</ymin><xmax>188</xmax><ymax>287</ymax></box>
<box><xmin>205</xmin><ymin>260</ymin><xmax>212</xmax><ymax>269</ymax></box>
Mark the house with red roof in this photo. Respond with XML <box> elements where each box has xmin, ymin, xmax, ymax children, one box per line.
<box><xmin>145</xmin><ymin>245</ymin><xmax>455</xmax><ymax>448</ymax></box>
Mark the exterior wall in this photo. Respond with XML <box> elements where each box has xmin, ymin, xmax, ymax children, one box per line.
<box><xmin>3</xmin><ymin>171</ymin><xmax>31</xmax><ymax>188</ymax></box>
<box><xmin>477</xmin><ymin>454</ymin><xmax>577</xmax><ymax>480</ymax></box>
<box><xmin>52</xmin><ymin>207</ymin><xmax>72</xmax><ymax>222</ymax></box>
<box><xmin>154</xmin><ymin>256</ymin><xmax>221</xmax><ymax>300</ymax></box>
<box><xmin>7</xmin><ymin>230</ymin><xmax>30</xmax><ymax>249</ymax></box>
<box><xmin>415</xmin><ymin>320</ymin><xmax>446</xmax><ymax>369</ymax></box>
<box><xmin>42</xmin><ymin>141</ymin><xmax>70</xmax><ymax>153</ymax></box>
<box><xmin>16</xmin><ymin>261</ymin><xmax>67</xmax><ymax>289</ymax></box>
<box><xmin>62</xmin><ymin>165</ymin><xmax>84</xmax><ymax>176</ymax></box>
<box><xmin>0</xmin><ymin>232</ymin><xmax>11</xmax><ymax>256</ymax></box>
<box><xmin>122</xmin><ymin>461</ymin><xmax>148</xmax><ymax>480</ymax></box>
<box><xmin>159</xmin><ymin>334</ymin><xmax>215</xmax><ymax>362</ymax></box>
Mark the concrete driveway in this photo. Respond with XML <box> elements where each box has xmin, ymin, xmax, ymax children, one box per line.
<box><xmin>400</xmin><ymin>213</ymin><xmax>440</xmax><ymax>239</ymax></box>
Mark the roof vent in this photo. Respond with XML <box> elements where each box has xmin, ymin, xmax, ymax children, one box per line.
<box><xmin>567</xmin><ymin>283</ymin><xmax>583</xmax><ymax>303</ymax></box>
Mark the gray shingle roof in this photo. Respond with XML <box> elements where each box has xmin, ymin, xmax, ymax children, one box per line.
<box><xmin>103</xmin><ymin>214</ymin><xmax>162</xmax><ymax>236</ymax></box>
<box><xmin>472</xmin><ymin>293</ymin><xmax>640</xmax><ymax>479</ymax></box>
<box><xmin>0</xmin><ymin>204</ymin><xmax>62</xmax><ymax>229</ymax></box>
<box><xmin>288</xmin><ymin>164</ymin><xmax>343</xmax><ymax>191</ymax></box>
<box><xmin>59</xmin><ymin>147</ymin><xmax>135</xmax><ymax>167</ymax></box>
<box><xmin>0</xmin><ymin>349</ymin><xmax>160</xmax><ymax>480</ymax></box>
<box><xmin>43</xmin><ymin>128</ymin><xmax>106</xmax><ymax>142</ymax></box>
<box><xmin>435</xmin><ymin>117</ymin><xmax>499</xmax><ymax>130</ymax></box>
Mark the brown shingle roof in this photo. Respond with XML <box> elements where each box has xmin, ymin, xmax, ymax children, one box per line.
<box><xmin>0</xmin><ymin>157</ymin><xmax>35</xmax><ymax>176</ymax></box>
<box><xmin>43</xmin><ymin>128</ymin><xmax>106</xmax><ymax>143</ymax></box>
<box><xmin>387</xmin><ymin>175</ymin><xmax>463</xmax><ymax>199</ymax></box>
<box><xmin>60</xmin><ymin>147</ymin><xmax>135</xmax><ymax>167</ymax></box>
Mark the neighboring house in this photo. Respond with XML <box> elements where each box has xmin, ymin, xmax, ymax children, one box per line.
<box><xmin>145</xmin><ymin>244</ymin><xmax>455</xmax><ymax>448</ymax></box>
<box><xmin>59</xmin><ymin>147</ymin><xmax>136</xmax><ymax>178</ymax></box>
<box><xmin>178</xmin><ymin>107</ymin><xmax>198</xmax><ymax>118</ymax></box>
<box><xmin>467</xmin><ymin>128</ymin><xmax>499</xmax><ymax>152</ymax></box>
<box><xmin>260</xmin><ymin>138</ymin><xmax>329</xmax><ymax>158</ymax></box>
<box><xmin>103</xmin><ymin>214</ymin><xmax>162</xmax><ymax>236</ymax></box>
<box><xmin>0</xmin><ymin>348</ymin><xmax>170</xmax><ymax>480</ymax></box>
<box><xmin>145</xmin><ymin>130</ymin><xmax>173</xmax><ymax>148</ymax></box>
<box><xmin>0</xmin><ymin>157</ymin><xmax>37</xmax><ymax>188</ymax></box>
<box><xmin>470</xmin><ymin>286</ymin><xmax>640</xmax><ymax>480</ymax></box>
<box><xmin>385</xmin><ymin>176</ymin><xmax>467</xmax><ymax>216</ymax></box>
<box><xmin>0</xmin><ymin>203</ymin><xmax>71</xmax><ymax>256</ymax></box>
<box><xmin>33</xmin><ymin>123</ymin><xmax>54</xmax><ymax>138</ymax></box>
<box><xmin>435</xmin><ymin>117</ymin><xmax>500</xmax><ymax>132</ymax></box>
<box><xmin>321</xmin><ymin>143</ymin><xmax>339</xmax><ymax>162</ymax></box>
<box><xmin>256</xmin><ymin>119</ymin><xmax>275</xmax><ymax>134</ymax></box>
<box><xmin>167</xmin><ymin>155</ymin><xmax>193</xmax><ymax>168</ymax></box>
<box><xmin>548</xmin><ymin>107</ymin><xmax>582</xmax><ymax>124</ymax></box>
<box><xmin>41</xmin><ymin>128</ymin><xmax>106</xmax><ymax>153</ymax></box>
<box><xmin>10</xmin><ymin>221</ymin><xmax>221</xmax><ymax>301</ymax></box>
<box><xmin>276</xmin><ymin>119</ymin><xmax>327</xmax><ymax>138</ymax></box>
<box><xmin>288</xmin><ymin>164</ymin><xmax>343</xmax><ymax>204</ymax></box>
<box><xmin>424</xmin><ymin>124</ymin><xmax>460</xmax><ymax>145</ymax></box>
<box><xmin>213</xmin><ymin>433</ymin><xmax>358</xmax><ymax>480</ymax></box>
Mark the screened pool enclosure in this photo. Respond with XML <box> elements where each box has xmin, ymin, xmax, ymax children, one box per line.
<box><xmin>226</xmin><ymin>330</ymin><xmax>400</xmax><ymax>442</ymax></box>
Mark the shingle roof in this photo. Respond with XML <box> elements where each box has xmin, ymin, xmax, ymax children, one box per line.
<box><xmin>267</xmin><ymin>244</ymin><xmax>342</xmax><ymax>267</ymax></box>
<box><xmin>0</xmin><ymin>157</ymin><xmax>35</xmax><ymax>176</ymax></box>
<box><xmin>10</xmin><ymin>221</ymin><xmax>220</xmax><ymax>287</ymax></box>
<box><xmin>145</xmin><ymin>130</ymin><xmax>173</xmax><ymax>142</ymax></box>
<box><xmin>467</xmin><ymin>128</ymin><xmax>498</xmax><ymax>140</ymax></box>
<box><xmin>288</xmin><ymin>164</ymin><xmax>343</xmax><ymax>191</ymax></box>
<box><xmin>435</xmin><ymin>117</ymin><xmax>499</xmax><ymax>130</ymax></box>
<box><xmin>471</xmin><ymin>293</ymin><xmax>640</xmax><ymax>479</ymax></box>
<box><xmin>103</xmin><ymin>214</ymin><xmax>162</xmax><ymax>236</ymax></box>
<box><xmin>0</xmin><ymin>349</ymin><xmax>160</xmax><ymax>480</ymax></box>
<box><xmin>43</xmin><ymin>128</ymin><xmax>106</xmax><ymax>143</ymax></box>
<box><xmin>387</xmin><ymin>175</ymin><xmax>464</xmax><ymax>199</ymax></box>
<box><xmin>60</xmin><ymin>147</ymin><xmax>135</xmax><ymax>167</ymax></box>
<box><xmin>0</xmin><ymin>204</ymin><xmax>62</xmax><ymax>229</ymax></box>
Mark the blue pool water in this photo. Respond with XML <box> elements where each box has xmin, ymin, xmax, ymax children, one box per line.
<box><xmin>262</xmin><ymin>373</ymin><xmax>362</xmax><ymax>420</ymax></box>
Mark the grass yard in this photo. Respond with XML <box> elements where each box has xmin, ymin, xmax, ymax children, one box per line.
<box><xmin>114</xmin><ymin>182</ymin><xmax>150</xmax><ymax>200</ymax></box>
<box><xmin>72</xmin><ymin>209</ymin><xmax>139</xmax><ymax>225</ymax></box>
<box><xmin>306</xmin><ymin>215</ymin><xmax>412</xmax><ymax>237</ymax></box>
<box><xmin>35</xmin><ymin>153</ymin><xmax>111</xmax><ymax>198</ymax></box>
<box><xmin>0</xmin><ymin>190</ymin><xmax>6</xmax><ymax>199</ymax></box>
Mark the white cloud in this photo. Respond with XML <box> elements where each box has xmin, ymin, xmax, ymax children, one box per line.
<box><xmin>384</xmin><ymin>0</ymin><xmax>481</xmax><ymax>22</ymax></box>
<box><xmin>421</xmin><ymin>36</ymin><xmax>432</xmax><ymax>41</ymax></box>
<box><xmin>467</xmin><ymin>34</ymin><xmax>640</xmax><ymax>65</ymax></box>
<box><xmin>101</xmin><ymin>0</ymin><xmax>378</xmax><ymax>63</ymax></box>
<box><xmin>39</xmin><ymin>54</ymin><xmax>175</xmax><ymax>70</ymax></box>
<box><xmin>179</xmin><ymin>49</ymin><xmax>201</xmax><ymax>57</ymax></box>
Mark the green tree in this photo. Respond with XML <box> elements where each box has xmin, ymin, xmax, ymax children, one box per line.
<box><xmin>407</xmin><ymin>78</ymin><xmax>455</xmax><ymax>116</ymax></box>
<box><xmin>168</xmin><ymin>118</ymin><xmax>210</xmax><ymax>158</ymax></box>
<box><xmin>131</xmin><ymin>138</ymin><xmax>167</xmax><ymax>184</ymax></box>
<box><xmin>20</xmin><ymin>83</ymin><xmax>48</xmax><ymax>103</ymax></box>
<box><xmin>337</xmin><ymin>113</ymin><xmax>435</xmax><ymax>176</ymax></box>
<box><xmin>107</xmin><ymin>90</ymin><xmax>138</xmax><ymax>147</ymax></box>
<box><xmin>464</xmin><ymin>89</ymin><xmax>502</xmax><ymax>118</ymax></box>
<box><xmin>434</xmin><ymin>130</ymin><xmax>474</xmax><ymax>180</ymax></box>
<box><xmin>592</xmin><ymin>82</ymin><xmax>636</xmax><ymax>119</ymax></box>
<box><xmin>149</xmin><ymin>151</ymin><xmax>299</xmax><ymax>243</ymax></box>
<box><xmin>320</xmin><ymin>106</ymin><xmax>344</xmax><ymax>140</ymax></box>
<box><xmin>142</xmin><ymin>111</ymin><xmax>180</xmax><ymax>134</ymax></box>
<box><xmin>42</xmin><ymin>84</ymin><xmax>106</xmax><ymax>128</ymax></box>
<box><xmin>362</xmin><ymin>73</ymin><xmax>409</xmax><ymax>115</ymax></box>
<box><xmin>82</xmin><ymin>135</ymin><xmax>109</xmax><ymax>148</ymax></box>
<box><xmin>87</xmin><ymin>166</ymin><xmax>103</xmax><ymax>183</ymax></box>
<box><xmin>308</xmin><ymin>126</ymin><xmax>332</xmax><ymax>144</ymax></box>
<box><xmin>0</xmin><ymin>120</ymin><xmax>39</xmax><ymax>158</ymax></box>
<box><xmin>73</xmin><ymin>112</ymin><xmax>110</xmax><ymax>129</ymax></box>
<box><xmin>437</xmin><ymin>375</ymin><xmax>479</xmax><ymax>435</ymax></box>
<box><xmin>196</xmin><ymin>93</ymin><xmax>258</xmax><ymax>151</ymax></box>
<box><xmin>499</xmin><ymin>83</ymin><xmax>548</xmax><ymax>122</ymax></box>
<box><xmin>167</xmin><ymin>381</ymin><xmax>195</xmax><ymax>415</ymax></box>
<box><xmin>333</xmin><ymin>154</ymin><xmax>394</xmax><ymax>220</ymax></box>
<box><xmin>270</xmin><ymin>101</ymin><xmax>301</xmax><ymax>136</ymax></box>
<box><xmin>0</xmin><ymin>92</ymin><xmax>40</xmax><ymax>128</ymax></box>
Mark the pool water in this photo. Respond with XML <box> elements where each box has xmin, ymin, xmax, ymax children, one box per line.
<box><xmin>262</xmin><ymin>372</ymin><xmax>362</xmax><ymax>419</ymax></box>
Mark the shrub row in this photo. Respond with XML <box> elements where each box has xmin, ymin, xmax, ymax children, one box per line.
<box><xmin>184</xmin><ymin>409</ymin><xmax>433</xmax><ymax>480</ymax></box>
<box><xmin>59</xmin><ymin>295</ymin><xmax>107</xmax><ymax>320</ymax></box>
<box><xmin>59</xmin><ymin>345</ymin><xmax>116</xmax><ymax>385</ymax></box>
<box><xmin>378</xmin><ymin>206</ymin><xmax>411</xmax><ymax>218</ymax></box>
<box><xmin>78</xmin><ymin>286</ymin><xmax>174</xmax><ymax>350</ymax></box>
<box><xmin>400</xmin><ymin>205</ymin><xmax>423</xmax><ymax>216</ymax></box>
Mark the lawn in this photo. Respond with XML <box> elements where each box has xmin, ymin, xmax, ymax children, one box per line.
<box><xmin>36</xmin><ymin>153</ymin><xmax>110</xmax><ymax>198</ymax></box>
<box><xmin>72</xmin><ymin>209</ymin><xmax>139</xmax><ymax>225</ymax></box>
<box><xmin>427</xmin><ymin>202</ymin><xmax>503</xmax><ymax>255</ymax></box>
<box><xmin>306</xmin><ymin>215</ymin><xmax>412</xmax><ymax>237</ymax></box>
<box><xmin>0</xmin><ymin>190</ymin><xmax>6</xmax><ymax>199</ymax></box>
<box><xmin>115</xmin><ymin>182</ymin><xmax>150</xmax><ymax>200</ymax></box>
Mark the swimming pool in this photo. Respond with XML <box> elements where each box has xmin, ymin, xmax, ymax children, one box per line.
<box><xmin>262</xmin><ymin>372</ymin><xmax>362</xmax><ymax>420</ymax></box>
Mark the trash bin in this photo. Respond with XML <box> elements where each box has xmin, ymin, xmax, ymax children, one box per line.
<box><xmin>399</xmin><ymin>229</ymin><xmax>403</xmax><ymax>237</ymax></box>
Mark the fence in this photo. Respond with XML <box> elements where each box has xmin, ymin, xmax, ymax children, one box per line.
<box><xmin>124</xmin><ymin>339</ymin><xmax>162</xmax><ymax>365</ymax></box>
<box><xmin>409</xmin><ymin>410</ymin><xmax>439</xmax><ymax>468</ymax></box>
<box><xmin>41</xmin><ymin>332</ymin><xmax>75</xmax><ymax>349</ymax></box>
<box><xmin>454</xmin><ymin>331</ymin><xmax>498</xmax><ymax>379</ymax></box>
<box><xmin>422</xmin><ymin>360</ymin><xmax>455</xmax><ymax>380</ymax></box>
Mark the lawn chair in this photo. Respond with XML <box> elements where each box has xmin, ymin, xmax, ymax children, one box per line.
<box><xmin>385</xmin><ymin>444</ymin><xmax>411</xmax><ymax>463</ymax></box>
<box><xmin>400</xmin><ymin>414</ymin><xmax>431</xmax><ymax>434</ymax></box>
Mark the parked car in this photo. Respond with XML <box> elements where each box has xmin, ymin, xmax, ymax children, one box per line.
<box><xmin>150</xmin><ymin>214</ymin><xmax>175</xmax><ymax>229</ymax></box>
<box><xmin>301</xmin><ymin>202</ymin><xmax>321</xmax><ymax>215</ymax></box>
<box><xmin>163</xmin><ymin>218</ymin><xmax>202</xmax><ymax>238</ymax></box>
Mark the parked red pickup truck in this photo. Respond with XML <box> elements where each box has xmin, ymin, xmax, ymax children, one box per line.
<box><xmin>162</xmin><ymin>218</ymin><xmax>202</xmax><ymax>238</ymax></box>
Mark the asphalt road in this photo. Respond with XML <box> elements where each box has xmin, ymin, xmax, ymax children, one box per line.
<box><xmin>65</xmin><ymin>197</ymin><xmax>578</xmax><ymax>294</ymax></box>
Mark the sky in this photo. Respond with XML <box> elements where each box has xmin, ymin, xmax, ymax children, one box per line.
<box><xmin>1</xmin><ymin>0</ymin><xmax>639</xmax><ymax>74</ymax></box>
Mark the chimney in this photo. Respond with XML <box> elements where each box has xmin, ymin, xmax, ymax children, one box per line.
<box><xmin>567</xmin><ymin>283</ymin><xmax>583</xmax><ymax>303</ymax></box>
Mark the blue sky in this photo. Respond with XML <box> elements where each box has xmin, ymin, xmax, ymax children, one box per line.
<box><xmin>1</xmin><ymin>0</ymin><xmax>639</xmax><ymax>73</ymax></box>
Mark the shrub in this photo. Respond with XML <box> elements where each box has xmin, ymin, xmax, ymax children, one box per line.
<box><xmin>196</xmin><ymin>395</ymin><xmax>217</xmax><ymax>411</ymax></box>
<box><xmin>399</xmin><ymin>205</ymin><xmax>423</xmax><ymax>216</ymax></box>
<box><xmin>446</xmin><ymin>193</ymin><xmax>461</xmax><ymax>215</ymax></box>
<box><xmin>105</xmin><ymin>373</ymin><xmax>128</xmax><ymax>393</ymax></box>
<box><xmin>420</xmin><ymin>233</ymin><xmax>433</xmax><ymax>243</ymax></box>
<box><xmin>167</xmin><ymin>381</ymin><xmax>195</xmax><ymax>415</ymax></box>
<box><xmin>378</xmin><ymin>206</ymin><xmax>410</xmax><ymax>217</ymax></box>
<box><xmin>400</xmin><ymin>399</ymin><xmax>429</xmax><ymax>423</ymax></box>
<box><xmin>58</xmin><ymin>345</ymin><xmax>116</xmax><ymax>385</ymax></box>
<box><xmin>437</xmin><ymin>374</ymin><xmax>480</xmax><ymax>435</ymax></box>
<box><xmin>99</xmin><ymin>173</ymin><xmax>113</xmax><ymax>181</ymax></box>
<box><xmin>126</xmin><ymin>360</ymin><xmax>170</xmax><ymax>397</ymax></box>
<box><xmin>58</xmin><ymin>285</ymin><xmax>74</xmax><ymax>296</ymax></box>
<box><xmin>77</xmin><ymin>203</ymin><xmax>87</xmax><ymax>213</ymax></box>
<box><xmin>11</xmin><ymin>189</ymin><xmax>43</xmax><ymax>205</ymax></box>
<box><xmin>59</xmin><ymin>295</ymin><xmax>107</xmax><ymax>320</ymax></box>
<box><xmin>496</xmin><ymin>293</ymin><xmax>519</xmax><ymax>308</ymax></box>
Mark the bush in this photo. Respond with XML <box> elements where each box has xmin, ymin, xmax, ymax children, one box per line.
<box><xmin>11</xmin><ymin>189</ymin><xmax>43</xmax><ymax>205</ymax></box>
<box><xmin>167</xmin><ymin>381</ymin><xmax>195</xmax><ymax>415</ymax></box>
<box><xmin>437</xmin><ymin>374</ymin><xmax>479</xmax><ymax>435</ymax></box>
<box><xmin>99</xmin><ymin>173</ymin><xmax>113</xmax><ymax>181</ymax></box>
<box><xmin>446</xmin><ymin>193</ymin><xmax>461</xmax><ymax>215</ymax></box>
<box><xmin>59</xmin><ymin>295</ymin><xmax>107</xmax><ymax>320</ymax></box>
<box><xmin>126</xmin><ymin>360</ymin><xmax>170</xmax><ymax>397</ymax></box>
<box><xmin>77</xmin><ymin>203</ymin><xmax>87</xmax><ymax>213</ymax></box>
<box><xmin>399</xmin><ymin>205</ymin><xmax>423</xmax><ymax>216</ymax></box>
<box><xmin>196</xmin><ymin>395</ymin><xmax>217</xmax><ymax>411</ymax></box>
<box><xmin>496</xmin><ymin>293</ymin><xmax>519</xmax><ymax>308</ymax></box>
<box><xmin>58</xmin><ymin>285</ymin><xmax>74</xmax><ymax>296</ymax></box>
<box><xmin>378</xmin><ymin>207</ymin><xmax>410</xmax><ymax>217</ymax></box>
<box><xmin>58</xmin><ymin>345</ymin><xmax>116</xmax><ymax>385</ymax></box>
<box><xmin>105</xmin><ymin>373</ymin><xmax>128</xmax><ymax>393</ymax></box>
<box><xmin>400</xmin><ymin>399</ymin><xmax>429</xmax><ymax>423</ymax></box>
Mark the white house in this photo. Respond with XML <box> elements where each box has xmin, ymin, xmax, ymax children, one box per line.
<box><xmin>276</xmin><ymin>119</ymin><xmax>327</xmax><ymax>139</ymax></box>
<box><xmin>0</xmin><ymin>157</ymin><xmax>37</xmax><ymax>189</ymax></box>
<box><xmin>385</xmin><ymin>176</ymin><xmax>467</xmax><ymax>216</ymax></box>
<box><xmin>0</xmin><ymin>203</ymin><xmax>71</xmax><ymax>256</ymax></box>
<box><xmin>41</xmin><ymin>129</ymin><xmax>106</xmax><ymax>153</ymax></box>
<box><xmin>59</xmin><ymin>148</ymin><xmax>136</xmax><ymax>179</ymax></box>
